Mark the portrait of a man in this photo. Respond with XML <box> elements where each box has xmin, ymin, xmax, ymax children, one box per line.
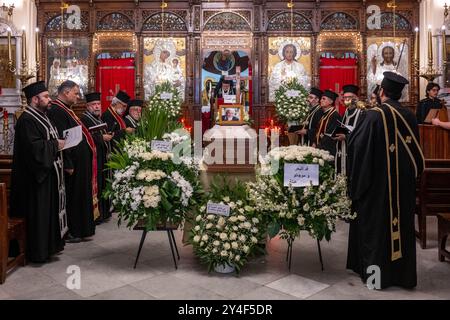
<box><xmin>268</xmin><ymin>38</ymin><xmax>312</xmax><ymax>102</ymax></box>
<box><xmin>222</xmin><ymin>108</ymin><xmax>240</xmax><ymax>121</ymax></box>
<box><xmin>367</xmin><ymin>39</ymin><xmax>409</xmax><ymax>101</ymax></box>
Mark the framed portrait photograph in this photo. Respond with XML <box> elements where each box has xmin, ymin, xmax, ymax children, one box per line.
<box><xmin>218</xmin><ymin>105</ymin><xmax>244</xmax><ymax>126</ymax></box>
<box><xmin>268</xmin><ymin>37</ymin><xmax>312</xmax><ymax>102</ymax></box>
<box><xmin>366</xmin><ymin>37</ymin><xmax>410</xmax><ymax>102</ymax></box>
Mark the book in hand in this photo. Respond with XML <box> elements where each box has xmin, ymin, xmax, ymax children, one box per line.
<box><xmin>331</xmin><ymin>121</ymin><xmax>354</xmax><ymax>137</ymax></box>
<box><xmin>88</xmin><ymin>123</ymin><xmax>108</xmax><ymax>133</ymax></box>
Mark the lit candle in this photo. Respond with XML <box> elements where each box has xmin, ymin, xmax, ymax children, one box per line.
<box><xmin>414</xmin><ymin>27</ymin><xmax>419</xmax><ymax>62</ymax></box>
<box><xmin>7</xmin><ymin>27</ymin><xmax>11</xmax><ymax>62</ymax></box>
<box><xmin>428</xmin><ymin>25</ymin><xmax>433</xmax><ymax>64</ymax></box>
<box><xmin>442</xmin><ymin>25</ymin><xmax>447</xmax><ymax>65</ymax></box>
<box><xmin>21</xmin><ymin>26</ymin><xmax>27</xmax><ymax>63</ymax></box>
<box><xmin>35</xmin><ymin>27</ymin><xmax>40</xmax><ymax>65</ymax></box>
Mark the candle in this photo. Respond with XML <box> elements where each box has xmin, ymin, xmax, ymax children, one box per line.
<box><xmin>7</xmin><ymin>27</ymin><xmax>11</xmax><ymax>62</ymax></box>
<box><xmin>414</xmin><ymin>27</ymin><xmax>419</xmax><ymax>62</ymax></box>
<box><xmin>442</xmin><ymin>25</ymin><xmax>447</xmax><ymax>66</ymax></box>
<box><xmin>35</xmin><ymin>27</ymin><xmax>40</xmax><ymax>65</ymax></box>
<box><xmin>428</xmin><ymin>25</ymin><xmax>433</xmax><ymax>64</ymax></box>
<box><xmin>21</xmin><ymin>26</ymin><xmax>27</xmax><ymax>63</ymax></box>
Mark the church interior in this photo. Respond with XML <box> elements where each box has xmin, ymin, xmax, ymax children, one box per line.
<box><xmin>0</xmin><ymin>0</ymin><xmax>450</xmax><ymax>302</ymax></box>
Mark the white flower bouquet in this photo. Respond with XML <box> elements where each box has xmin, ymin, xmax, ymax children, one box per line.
<box><xmin>190</xmin><ymin>178</ymin><xmax>262</xmax><ymax>273</ymax></box>
<box><xmin>274</xmin><ymin>77</ymin><xmax>309</xmax><ymax>124</ymax></box>
<box><xmin>147</xmin><ymin>81</ymin><xmax>182</xmax><ymax>120</ymax></box>
<box><xmin>105</xmin><ymin>134</ymin><xmax>203</xmax><ymax>231</ymax></box>
<box><xmin>247</xmin><ymin>145</ymin><xmax>356</xmax><ymax>242</ymax></box>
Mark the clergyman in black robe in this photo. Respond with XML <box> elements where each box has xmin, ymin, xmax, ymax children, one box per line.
<box><xmin>10</xmin><ymin>81</ymin><xmax>66</xmax><ymax>262</ymax></box>
<box><xmin>314</xmin><ymin>89</ymin><xmax>341</xmax><ymax>156</ymax></box>
<box><xmin>295</xmin><ymin>87</ymin><xmax>323</xmax><ymax>146</ymax></box>
<box><xmin>415</xmin><ymin>82</ymin><xmax>442</xmax><ymax>124</ymax></box>
<box><xmin>124</xmin><ymin>99</ymin><xmax>143</xmax><ymax>129</ymax></box>
<box><xmin>47</xmin><ymin>80</ymin><xmax>96</xmax><ymax>241</ymax></box>
<box><xmin>334</xmin><ymin>84</ymin><xmax>364</xmax><ymax>175</ymax></box>
<box><xmin>80</xmin><ymin>92</ymin><xmax>113</xmax><ymax>223</ymax></box>
<box><xmin>101</xmin><ymin>90</ymin><xmax>134</xmax><ymax>151</ymax></box>
<box><xmin>347</xmin><ymin>72</ymin><xmax>425</xmax><ymax>289</ymax></box>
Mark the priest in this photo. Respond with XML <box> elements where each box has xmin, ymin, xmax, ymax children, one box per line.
<box><xmin>314</xmin><ymin>89</ymin><xmax>341</xmax><ymax>156</ymax></box>
<box><xmin>347</xmin><ymin>71</ymin><xmax>425</xmax><ymax>289</ymax></box>
<box><xmin>334</xmin><ymin>84</ymin><xmax>364</xmax><ymax>175</ymax></box>
<box><xmin>101</xmin><ymin>90</ymin><xmax>134</xmax><ymax>150</ymax></box>
<box><xmin>124</xmin><ymin>99</ymin><xmax>143</xmax><ymax>129</ymax></box>
<box><xmin>48</xmin><ymin>80</ymin><xmax>97</xmax><ymax>242</ymax></box>
<box><xmin>295</xmin><ymin>87</ymin><xmax>323</xmax><ymax>146</ymax></box>
<box><xmin>10</xmin><ymin>81</ymin><xmax>66</xmax><ymax>262</ymax></box>
<box><xmin>80</xmin><ymin>92</ymin><xmax>113</xmax><ymax>224</ymax></box>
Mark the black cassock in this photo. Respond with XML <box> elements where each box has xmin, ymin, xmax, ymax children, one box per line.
<box><xmin>298</xmin><ymin>104</ymin><xmax>323</xmax><ymax>146</ymax></box>
<box><xmin>80</xmin><ymin>111</ymin><xmax>112</xmax><ymax>222</ymax></box>
<box><xmin>10</xmin><ymin>107</ymin><xmax>65</xmax><ymax>262</ymax></box>
<box><xmin>415</xmin><ymin>97</ymin><xmax>441</xmax><ymax>124</ymax></box>
<box><xmin>101</xmin><ymin>107</ymin><xmax>127</xmax><ymax>151</ymax></box>
<box><xmin>335</xmin><ymin>107</ymin><xmax>363</xmax><ymax>175</ymax></box>
<box><xmin>48</xmin><ymin>100</ymin><xmax>95</xmax><ymax>238</ymax></box>
<box><xmin>347</xmin><ymin>99</ymin><xmax>425</xmax><ymax>289</ymax></box>
<box><xmin>124</xmin><ymin>115</ymin><xmax>138</xmax><ymax>129</ymax></box>
<box><xmin>315</xmin><ymin>107</ymin><xmax>341</xmax><ymax>156</ymax></box>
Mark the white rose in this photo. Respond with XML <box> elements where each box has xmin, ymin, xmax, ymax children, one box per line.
<box><xmin>195</xmin><ymin>215</ymin><xmax>202</xmax><ymax>222</ymax></box>
<box><xmin>220</xmin><ymin>250</ymin><xmax>228</xmax><ymax>257</ymax></box>
<box><xmin>252</xmin><ymin>217</ymin><xmax>259</xmax><ymax>224</ymax></box>
<box><xmin>239</xmin><ymin>235</ymin><xmax>247</xmax><ymax>242</ymax></box>
<box><xmin>251</xmin><ymin>236</ymin><xmax>258</xmax><ymax>244</ymax></box>
<box><xmin>229</xmin><ymin>232</ymin><xmax>237</xmax><ymax>240</ymax></box>
<box><xmin>238</xmin><ymin>215</ymin><xmax>246</xmax><ymax>221</ymax></box>
<box><xmin>194</xmin><ymin>225</ymin><xmax>200</xmax><ymax>231</ymax></box>
<box><xmin>212</xmin><ymin>248</ymin><xmax>218</xmax><ymax>253</ymax></box>
<box><xmin>229</xmin><ymin>216</ymin><xmax>238</xmax><ymax>223</ymax></box>
<box><xmin>223</xmin><ymin>243</ymin><xmax>231</xmax><ymax>250</ymax></box>
<box><xmin>220</xmin><ymin>233</ymin><xmax>228</xmax><ymax>240</ymax></box>
<box><xmin>231</xmin><ymin>242</ymin><xmax>238</xmax><ymax>249</ymax></box>
<box><xmin>206</xmin><ymin>223</ymin><xmax>213</xmax><ymax>229</ymax></box>
<box><xmin>193</xmin><ymin>235</ymin><xmax>201</xmax><ymax>243</ymax></box>
<box><xmin>201</xmin><ymin>234</ymin><xmax>209</xmax><ymax>241</ymax></box>
<box><xmin>207</xmin><ymin>214</ymin><xmax>215</xmax><ymax>220</ymax></box>
<box><xmin>243</xmin><ymin>245</ymin><xmax>249</xmax><ymax>253</ymax></box>
<box><xmin>235</xmin><ymin>255</ymin><xmax>241</xmax><ymax>261</ymax></box>
<box><xmin>213</xmin><ymin>240</ymin><xmax>220</xmax><ymax>246</ymax></box>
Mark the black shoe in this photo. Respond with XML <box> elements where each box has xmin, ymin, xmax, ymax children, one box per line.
<box><xmin>66</xmin><ymin>234</ymin><xmax>82</xmax><ymax>243</ymax></box>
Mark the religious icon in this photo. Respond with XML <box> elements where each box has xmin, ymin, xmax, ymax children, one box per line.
<box><xmin>143</xmin><ymin>37</ymin><xmax>186</xmax><ymax>101</ymax></box>
<box><xmin>268</xmin><ymin>37</ymin><xmax>312</xmax><ymax>102</ymax></box>
<box><xmin>46</xmin><ymin>37</ymin><xmax>89</xmax><ymax>98</ymax></box>
<box><xmin>367</xmin><ymin>37</ymin><xmax>410</xmax><ymax>102</ymax></box>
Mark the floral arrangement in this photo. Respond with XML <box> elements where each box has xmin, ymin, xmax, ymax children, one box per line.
<box><xmin>147</xmin><ymin>81</ymin><xmax>182</xmax><ymax>120</ymax></box>
<box><xmin>274</xmin><ymin>77</ymin><xmax>309</xmax><ymax>124</ymax></box>
<box><xmin>247</xmin><ymin>145</ymin><xmax>356</xmax><ymax>242</ymax></box>
<box><xmin>105</xmin><ymin>107</ymin><xmax>203</xmax><ymax>231</ymax></box>
<box><xmin>190</xmin><ymin>178</ymin><xmax>263</xmax><ymax>273</ymax></box>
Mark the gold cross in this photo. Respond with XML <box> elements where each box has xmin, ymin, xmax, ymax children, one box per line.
<box><xmin>405</xmin><ymin>136</ymin><xmax>412</xmax><ymax>144</ymax></box>
<box><xmin>389</xmin><ymin>144</ymin><xmax>396</xmax><ymax>152</ymax></box>
<box><xmin>392</xmin><ymin>217</ymin><xmax>398</xmax><ymax>226</ymax></box>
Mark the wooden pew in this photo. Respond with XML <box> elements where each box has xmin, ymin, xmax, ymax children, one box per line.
<box><xmin>0</xmin><ymin>183</ymin><xmax>26</xmax><ymax>284</ymax></box>
<box><xmin>416</xmin><ymin>168</ymin><xmax>450</xmax><ymax>249</ymax></box>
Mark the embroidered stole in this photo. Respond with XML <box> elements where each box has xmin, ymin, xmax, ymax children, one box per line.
<box><xmin>315</xmin><ymin>107</ymin><xmax>336</xmax><ymax>145</ymax></box>
<box><xmin>108</xmin><ymin>106</ymin><xmax>126</xmax><ymax>130</ymax></box>
<box><xmin>125</xmin><ymin>115</ymin><xmax>138</xmax><ymax>128</ymax></box>
<box><xmin>24</xmin><ymin>106</ymin><xmax>68</xmax><ymax>237</ymax></box>
<box><xmin>53</xmin><ymin>99</ymin><xmax>100</xmax><ymax>220</ymax></box>
<box><xmin>373</xmin><ymin>103</ymin><xmax>425</xmax><ymax>261</ymax></box>
<box><xmin>335</xmin><ymin>108</ymin><xmax>362</xmax><ymax>176</ymax></box>
<box><xmin>300</xmin><ymin>104</ymin><xmax>321</xmax><ymax>146</ymax></box>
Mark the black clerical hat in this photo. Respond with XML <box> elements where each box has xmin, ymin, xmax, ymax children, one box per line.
<box><xmin>22</xmin><ymin>81</ymin><xmax>47</xmax><ymax>100</ymax></box>
<box><xmin>381</xmin><ymin>71</ymin><xmax>409</xmax><ymax>94</ymax></box>
<box><xmin>322</xmin><ymin>89</ymin><xmax>338</xmax><ymax>103</ymax></box>
<box><xmin>115</xmin><ymin>90</ymin><xmax>130</xmax><ymax>104</ymax></box>
<box><xmin>85</xmin><ymin>92</ymin><xmax>101</xmax><ymax>103</ymax></box>
<box><xmin>310</xmin><ymin>87</ymin><xmax>323</xmax><ymax>99</ymax></box>
<box><xmin>373</xmin><ymin>84</ymin><xmax>381</xmax><ymax>95</ymax></box>
<box><xmin>128</xmin><ymin>99</ymin><xmax>144</xmax><ymax>108</ymax></box>
<box><xmin>342</xmin><ymin>84</ymin><xmax>359</xmax><ymax>95</ymax></box>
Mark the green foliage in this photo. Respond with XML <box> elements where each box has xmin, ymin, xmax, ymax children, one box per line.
<box><xmin>136</xmin><ymin>106</ymin><xmax>182</xmax><ymax>142</ymax></box>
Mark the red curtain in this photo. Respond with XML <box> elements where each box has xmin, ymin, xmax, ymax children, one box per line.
<box><xmin>319</xmin><ymin>57</ymin><xmax>358</xmax><ymax>115</ymax></box>
<box><xmin>96</xmin><ymin>58</ymin><xmax>135</xmax><ymax>112</ymax></box>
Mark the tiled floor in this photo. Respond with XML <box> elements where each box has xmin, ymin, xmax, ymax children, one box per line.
<box><xmin>1</xmin><ymin>215</ymin><xmax>449</xmax><ymax>300</ymax></box>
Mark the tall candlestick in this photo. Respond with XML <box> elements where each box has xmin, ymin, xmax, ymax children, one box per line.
<box><xmin>442</xmin><ymin>25</ymin><xmax>447</xmax><ymax>67</ymax></box>
<box><xmin>35</xmin><ymin>27</ymin><xmax>40</xmax><ymax>65</ymax></box>
<box><xmin>428</xmin><ymin>25</ymin><xmax>433</xmax><ymax>67</ymax></box>
<box><xmin>7</xmin><ymin>27</ymin><xmax>12</xmax><ymax>62</ymax></box>
<box><xmin>21</xmin><ymin>26</ymin><xmax>27</xmax><ymax>64</ymax></box>
<box><xmin>414</xmin><ymin>27</ymin><xmax>419</xmax><ymax>62</ymax></box>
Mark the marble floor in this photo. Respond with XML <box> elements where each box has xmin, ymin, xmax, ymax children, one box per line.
<box><xmin>0</xmin><ymin>215</ymin><xmax>449</xmax><ymax>300</ymax></box>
